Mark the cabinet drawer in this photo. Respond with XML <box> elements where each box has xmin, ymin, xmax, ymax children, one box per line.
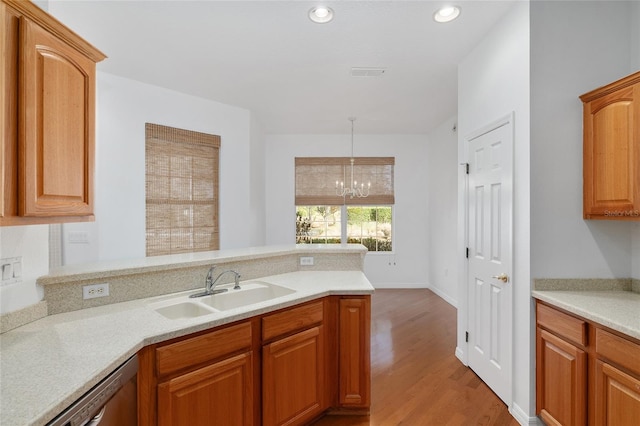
<box><xmin>536</xmin><ymin>303</ymin><xmax>587</xmax><ymax>346</ymax></box>
<box><xmin>156</xmin><ymin>321</ymin><xmax>252</xmax><ymax>377</ymax></box>
<box><xmin>262</xmin><ymin>300</ymin><xmax>323</xmax><ymax>342</ymax></box>
<box><xmin>595</xmin><ymin>328</ymin><xmax>640</xmax><ymax>376</ymax></box>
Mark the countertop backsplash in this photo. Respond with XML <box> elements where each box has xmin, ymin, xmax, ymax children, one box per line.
<box><xmin>0</xmin><ymin>244</ymin><xmax>367</xmax><ymax>333</ymax></box>
<box><xmin>534</xmin><ymin>278</ymin><xmax>638</xmax><ymax>293</ymax></box>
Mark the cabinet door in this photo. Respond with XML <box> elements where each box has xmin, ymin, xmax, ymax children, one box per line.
<box><xmin>339</xmin><ymin>297</ymin><xmax>370</xmax><ymax>407</ymax></box>
<box><xmin>536</xmin><ymin>328</ymin><xmax>587</xmax><ymax>426</ymax></box>
<box><xmin>0</xmin><ymin>3</ymin><xmax>19</xmax><ymax>221</ymax></box>
<box><xmin>595</xmin><ymin>361</ymin><xmax>640</xmax><ymax>426</ymax></box>
<box><xmin>157</xmin><ymin>352</ymin><xmax>253</xmax><ymax>426</ymax></box>
<box><xmin>263</xmin><ymin>326</ymin><xmax>325</xmax><ymax>426</ymax></box>
<box><xmin>582</xmin><ymin>78</ymin><xmax>640</xmax><ymax>220</ymax></box>
<box><xmin>19</xmin><ymin>16</ymin><xmax>95</xmax><ymax>217</ymax></box>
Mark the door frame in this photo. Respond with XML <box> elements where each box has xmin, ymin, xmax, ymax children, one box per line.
<box><xmin>456</xmin><ymin>112</ymin><xmax>515</xmax><ymax>404</ymax></box>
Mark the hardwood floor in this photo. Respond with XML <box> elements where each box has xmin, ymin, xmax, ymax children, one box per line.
<box><xmin>313</xmin><ymin>289</ymin><xmax>519</xmax><ymax>426</ymax></box>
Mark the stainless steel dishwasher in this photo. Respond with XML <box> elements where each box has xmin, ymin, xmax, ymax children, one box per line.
<box><xmin>47</xmin><ymin>355</ymin><xmax>138</xmax><ymax>426</ymax></box>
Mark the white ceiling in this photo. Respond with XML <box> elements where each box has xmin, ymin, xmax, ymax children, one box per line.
<box><xmin>50</xmin><ymin>0</ymin><xmax>516</xmax><ymax>134</ymax></box>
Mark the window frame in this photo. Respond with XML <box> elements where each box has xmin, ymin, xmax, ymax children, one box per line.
<box><xmin>296</xmin><ymin>204</ymin><xmax>394</xmax><ymax>253</ymax></box>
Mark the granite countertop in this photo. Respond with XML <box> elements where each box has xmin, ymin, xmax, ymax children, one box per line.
<box><xmin>532</xmin><ymin>289</ymin><xmax>640</xmax><ymax>340</ymax></box>
<box><xmin>0</xmin><ymin>270</ymin><xmax>374</xmax><ymax>426</ymax></box>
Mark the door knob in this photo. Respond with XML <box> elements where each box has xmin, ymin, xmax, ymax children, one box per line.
<box><xmin>492</xmin><ymin>273</ymin><xmax>509</xmax><ymax>283</ymax></box>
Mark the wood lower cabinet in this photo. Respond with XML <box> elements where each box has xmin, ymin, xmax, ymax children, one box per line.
<box><xmin>158</xmin><ymin>352</ymin><xmax>253</xmax><ymax>426</ymax></box>
<box><xmin>262</xmin><ymin>300</ymin><xmax>327</xmax><ymax>426</ymax></box>
<box><xmin>139</xmin><ymin>296</ymin><xmax>371</xmax><ymax>425</ymax></box>
<box><xmin>338</xmin><ymin>297</ymin><xmax>370</xmax><ymax>408</ymax></box>
<box><xmin>138</xmin><ymin>321</ymin><xmax>257</xmax><ymax>426</ymax></box>
<box><xmin>536</xmin><ymin>301</ymin><xmax>640</xmax><ymax>426</ymax></box>
<box><xmin>0</xmin><ymin>0</ymin><xmax>105</xmax><ymax>225</ymax></box>
<box><xmin>595</xmin><ymin>361</ymin><xmax>640</xmax><ymax>426</ymax></box>
<box><xmin>536</xmin><ymin>328</ymin><xmax>587</xmax><ymax>426</ymax></box>
<box><xmin>263</xmin><ymin>326</ymin><xmax>326</xmax><ymax>426</ymax></box>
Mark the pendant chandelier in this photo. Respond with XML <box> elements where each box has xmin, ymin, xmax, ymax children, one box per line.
<box><xmin>336</xmin><ymin>117</ymin><xmax>370</xmax><ymax>198</ymax></box>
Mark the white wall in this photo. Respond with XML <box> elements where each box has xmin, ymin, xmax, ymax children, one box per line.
<box><xmin>632</xmin><ymin>1</ymin><xmax>640</xmax><ymax>71</ymax></box>
<box><xmin>632</xmin><ymin>1</ymin><xmax>640</xmax><ymax>280</ymax></box>
<box><xmin>1</xmin><ymin>73</ymin><xmax>259</xmax><ymax>313</ymax></box>
<box><xmin>85</xmin><ymin>72</ymin><xmax>255</xmax><ymax>262</ymax></box>
<box><xmin>0</xmin><ymin>226</ymin><xmax>49</xmax><ymax>313</ymax></box>
<box><xmin>531</xmin><ymin>1</ymin><xmax>635</xmax><ymax>280</ymax></box>
<box><xmin>264</xmin><ymin>134</ymin><xmax>429</xmax><ymax>288</ymax></box>
<box><xmin>249</xmin><ymin>116</ymin><xmax>267</xmax><ymax>247</ymax></box>
<box><xmin>457</xmin><ymin>1</ymin><xmax>531</xmax><ymax>421</ymax></box>
<box><xmin>426</xmin><ymin>116</ymin><xmax>459</xmax><ymax>306</ymax></box>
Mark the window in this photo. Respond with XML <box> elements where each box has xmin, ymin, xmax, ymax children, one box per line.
<box><xmin>296</xmin><ymin>206</ymin><xmax>342</xmax><ymax>244</ymax></box>
<box><xmin>346</xmin><ymin>206</ymin><xmax>392</xmax><ymax>251</ymax></box>
<box><xmin>295</xmin><ymin>157</ymin><xmax>394</xmax><ymax>252</ymax></box>
<box><xmin>295</xmin><ymin>205</ymin><xmax>393</xmax><ymax>252</ymax></box>
<box><xmin>145</xmin><ymin>123</ymin><xmax>220</xmax><ymax>256</ymax></box>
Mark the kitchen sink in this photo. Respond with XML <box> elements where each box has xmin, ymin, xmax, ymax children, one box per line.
<box><xmin>149</xmin><ymin>280</ymin><xmax>296</xmax><ymax>319</ymax></box>
<box><xmin>153</xmin><ymin>302</ymin><xmax>216</xmax><ymax>320</ymax></box>
<box><xmin>199</xmin><ymin>281</ymin><xmax>296</xmax><ymax>311</ymax></box>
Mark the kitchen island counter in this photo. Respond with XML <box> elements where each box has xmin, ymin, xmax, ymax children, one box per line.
<box><xmin>0</xmin><ymin>269</ymin><xmax>374</xmax><ymax>426</ymax></box>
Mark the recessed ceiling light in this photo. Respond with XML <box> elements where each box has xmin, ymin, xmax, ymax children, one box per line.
<box><xmin>433</xmin><ymin>5</ymin><xmax>461</xmax><ymax>23</ymax></box>
<box><xmin>309</xmin><ymin>6</ymin><xmax>334</xmax><ymax>24</ymax></box>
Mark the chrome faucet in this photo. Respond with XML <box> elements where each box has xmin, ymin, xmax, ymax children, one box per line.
<box><xmin>190</xmin><ymin>266</ymin><xmax>241</xmax><ymax>298</ymax></box>
<box><xmin>207</xmin><ymin>268</ymin><xmax>241</xmax><ymax>292</ymax></box>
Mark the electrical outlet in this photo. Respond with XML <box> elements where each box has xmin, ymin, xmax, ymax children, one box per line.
<box><xmin>83</xmin><ymin>283</ymin><xmax>110</xmax><ymax>299</ymax></box>
<box><xmin>299</xmin><ymin>256</ymin><xmax>314</xmax><ymax>266</ymax></box>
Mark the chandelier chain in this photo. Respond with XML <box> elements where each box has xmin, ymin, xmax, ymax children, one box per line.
<box><xmin>335</xmin><ymin>117</ymin><xmax>370</xmax><ymax>199</ymax></box>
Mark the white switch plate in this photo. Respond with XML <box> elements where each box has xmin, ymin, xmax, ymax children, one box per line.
<box><xmin>299</xmin><ymin>256</ymin><xmax>314</xmax><ymax>266</ymax></box>
<box><xmin>0</xmin><ymin>257</ymin><xmax>21</xmax><ymax>286</ymax></box>
<box><xmin>83</xmin><ymin>283</ymin><xmax>110</xmax><ymax>299</ymax></box>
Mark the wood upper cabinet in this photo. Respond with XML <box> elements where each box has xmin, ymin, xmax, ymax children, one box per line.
<box><xmin>580</xmin><ymin>71</ymin><xmax>640</xmax><ymax>220</ymax></box>
<box><xmin>0</xmin><ymin>0</ymin><xmax>106</xmax><ymax>226</ymax></box>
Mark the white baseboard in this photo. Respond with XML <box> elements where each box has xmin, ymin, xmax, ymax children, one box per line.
<box><xmin>455</xmin><ymin>346</ymin><xmax>467</xmax><ymax>365</ymax></box>
<box><xmin>426</xmin><ymin>285</ymin><xmax>458</xmax><ymax>307</ymax></box>
<box><xmin>510</xmin><ymin>402</ymin><xmax>541</xmax><ymax>425</ymax></box>
<box><xmin>372</xmin><ymin>282</ymin><xmax>428</xmax><ymax>289</ymax></box>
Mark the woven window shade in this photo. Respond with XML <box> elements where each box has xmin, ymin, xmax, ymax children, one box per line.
<box><xmin>295</xmin><ymin>157</ymin><xmax>395</xmax><ymax>205</ymax></box>
<box><xmin>145</xmin><ymin>123</ymin><xmax>220</xmax><ymax>256</ymax></box>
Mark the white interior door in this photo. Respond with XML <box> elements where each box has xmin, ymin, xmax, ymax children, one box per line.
<box><xmin>466</xmin><ymin>116</ymin><xmax>513</xmax><ymax>405</ymax></box>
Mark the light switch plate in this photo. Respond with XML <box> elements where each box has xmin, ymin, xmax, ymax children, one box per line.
<box><xmin>0</xmin><ymin>257</ymin><xmax>22</xmax><ymax>286</ymax></box>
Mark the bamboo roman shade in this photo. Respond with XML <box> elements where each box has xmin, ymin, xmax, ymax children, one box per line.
<box><xmin>145</xmin><ymin>123</ymin><xmax>220</xmax><ymax>256</ymax></box>
<box><xmin>295</xmin><ymin>157</ymin><xmax>395</xmax><ymax>205</ymax></box>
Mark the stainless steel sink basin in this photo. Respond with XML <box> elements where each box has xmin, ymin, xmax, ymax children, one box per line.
<box><xmin>153</xmin><ymin>302</ymin><xmax>216</xmax><ymax>320</ymax></box>
<box><xmin>148</xmin><ymin>280</ymin><xmax>296</xmax><ymax>319</ymax></box>
<box><xmin>199</xmin><ymin>281</ymin><xmax>296</xmax><ymax>311</ymax></box>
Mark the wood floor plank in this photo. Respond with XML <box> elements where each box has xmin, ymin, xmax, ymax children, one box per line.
<box><xmin>312</xmin><ymin>289</ymin><xmax>519</xmax><ymax>426</ymax></box>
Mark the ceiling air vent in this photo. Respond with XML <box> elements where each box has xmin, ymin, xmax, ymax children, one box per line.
<box><xmin>351</xmin><ymin>67</ymin><xmax>386</xmax><ymax>77</ymax></box>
